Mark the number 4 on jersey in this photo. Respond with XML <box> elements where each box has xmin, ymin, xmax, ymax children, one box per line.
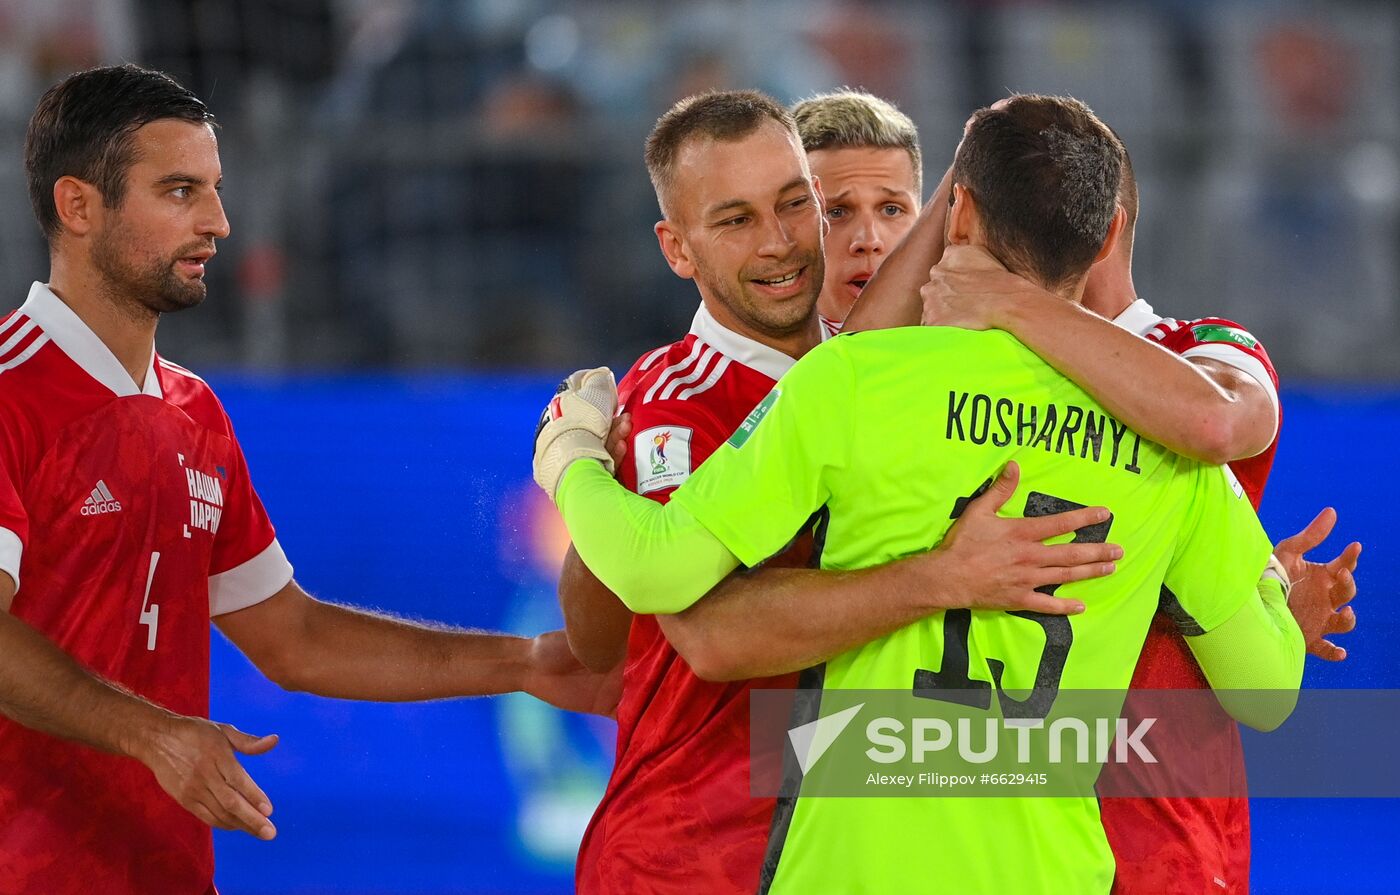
<box><xmin>139</xmin><ymin>551</ymin><xmax>160</xmax><ymax>651</ymax></box>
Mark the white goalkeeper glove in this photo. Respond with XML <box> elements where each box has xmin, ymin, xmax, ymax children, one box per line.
<box><xmin>533</xmin><ymin>367</ymin><xmax>617</xmax><ymax>502</ymax></box>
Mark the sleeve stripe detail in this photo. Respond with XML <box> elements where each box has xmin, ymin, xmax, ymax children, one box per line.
<box><xmin>658</xmin><ymin>346</ymin><xmax>719</xmax><ymax>401</ymax></box>
<box><xmin>1146</xmin><ymin>319</ymin><xmax>1180</xmax><ymax>342</ymax></box>
<box><xmin>638</xmin><ymin>345</ymin><xmax>670</xmax><ymax>372</ymax></box>
<box><xmin>0</xmin><ymin>333</ymin><xmax>48</xmax><ymax>374</ymax></box>
<box><xmin>1182</xmin><ymin>343</ymin><xmax>1281</xmax><ymax>425</ymax></box>
<box><xmin>677</xmin><ymin>356</ymin><xmax>731</xmax><ymax>400</ymax></box>
<box><xmin>157</xmin><ymin>359</ymin><xmax>208</xmax><ymax>384</ymax></box>
<box><xmin>208</xmin><ymin>539</ymin><xmax>294</xmax><ymax>617</ymax></box>
<box><xmin>644</xmin><ymin>339</ymin><xmax>706</xmax><ymax>404</ymax></box>
<box><xmin>0</xmin><ymin>315</ymin><xmax>34</xmax><ymax>350</ymax></box>
<box><xmin>0</xmin><ymin>527</ymin><xmax>20</xmax><ymax>592</ymax></box>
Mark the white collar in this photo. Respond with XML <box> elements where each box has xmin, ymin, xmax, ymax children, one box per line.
<box><xmin>1110</xmin><ymin>297</ymin><xmax>1164</xmax><ymax>337</ymax></box>
<box><xmin>688</xmin><ymin>302</ymin><xmax>810</xmax><ymax>381</ymax></box>
<box><xmin>21</xmin><ymin>282</ymin><xmax>162</xmax><ymax>398</ymax></box>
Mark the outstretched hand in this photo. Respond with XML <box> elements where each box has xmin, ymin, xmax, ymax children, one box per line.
<box><xmin>914</xmin><ymin>461</ymin><xmax>1120</xmax><ymax>616</ymax></box>
<box><xmin>138</xmin><ymin>715</ymin><xmax>278</xmax><ymax>840</ymax></box>
<box><xmin>1273</xmin><ymin>507</ymin><xmax>1361</xmax><ymax>661</ymax></box>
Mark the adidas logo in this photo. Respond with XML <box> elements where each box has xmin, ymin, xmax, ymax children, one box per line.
<box><xmin>80</xmin><ymin>480</ymin><xmax>122</xmax><ymax>516</ymax></box>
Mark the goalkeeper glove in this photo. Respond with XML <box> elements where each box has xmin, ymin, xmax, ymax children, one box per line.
<box><xmin>533</xmin><ymin>367</ymin><xmax>617</xmax><ymax>501</ymax></box>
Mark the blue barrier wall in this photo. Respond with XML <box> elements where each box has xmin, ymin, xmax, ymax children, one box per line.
<box><xmin>207</xmin><ymin>374</ymin><xmax>1398</xmax><ymax>894</ymax></box>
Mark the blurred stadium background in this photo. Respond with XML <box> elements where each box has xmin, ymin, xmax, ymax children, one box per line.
<box><xmin>0</xmin><ymin>0</ymin><xmax>1396</xmax><ymax>892</ymax></box>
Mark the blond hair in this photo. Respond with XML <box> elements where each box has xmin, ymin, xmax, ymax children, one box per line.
<box><xmin>792</xmin><ymin>90</ymin><xmax>921</xmax><ymax>193</ymax></box>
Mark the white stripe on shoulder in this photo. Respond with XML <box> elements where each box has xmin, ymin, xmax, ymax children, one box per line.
<box><xmin>659</xmin><ymin>346</ymin><xmax>718</xmax><ymax>401</ymax></box>
<box><xmin>0</xmin><ymin>334</ymin><xmax>49</xmax><ymax>374</ymax></box>
<box><xmin>158</xmin><ymin>358</ymin><xmax>208</xmax><ymax>384</ymax></box>
<box><xmin>676</xmin><ymin>355</ymin><xmax>731</xmax><ymax>400</ymax></box>
<box><xmin>638</xmin><ymin>345</ymin><xmax>670</xmax><ymax>372</ymax></box>
<box><xmin>643</xmin><ymin>339</ymin><xmax>705</xmax><ymax>404</ymax></box>
<box><xmin>0</xmin><ymin>318</ymin><xmax>39</xmax><ymax>357</ymax></box>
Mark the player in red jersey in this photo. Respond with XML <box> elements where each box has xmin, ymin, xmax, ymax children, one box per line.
<box><xmin>557</xmin><ymin>90</ymin><xmax>1125</xmax><ymax>895</ymax></box>
<box><xmin>792</xmin><ymin>90</ymin><xmax>924</xmax><ymax>337</ymax></box>
<box><xmin>0</xmin><ymin>65</ymin><xmax>615</xmax><ymax>895</ymax></box>
<box><xmin>888</xmin><ymin>113</ymin><xmax>1361</xmax><ymax>893</ymax></box>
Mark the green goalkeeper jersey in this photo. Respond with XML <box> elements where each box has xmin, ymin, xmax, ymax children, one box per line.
<box><xmin>666</xmin><ymin>326</ymin><xmax>1275</xmax><ymax>894</ymax></box>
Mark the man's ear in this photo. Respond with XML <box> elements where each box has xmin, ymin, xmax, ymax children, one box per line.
<box><xmin>52</xmin><ymin>175</ymin><xmax>101</xmax><ymax>238</ymax></box>
<box><xmin>655</xmin><ymin>220</ymin><xmax>695</xmax><ymax>280</ymax></box>
<box><xmin>1093</xmin><ymin>204</ymin><xmax>1128</xmax><ymax>265</ymax></box>
<box><xmin>946</xmin><ymin>183</ymin><xmax>980</xmax><ymax>247</ymax></box>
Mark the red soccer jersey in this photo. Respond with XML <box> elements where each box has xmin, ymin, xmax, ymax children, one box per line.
<box><xmin>1101</xmin><ymin>300</ymin><xmax>1281</xmax><ymax>895</ymax></box>
<box><xmin>576</xmin><ymin>304</ymin><xmax>814</xmax><ymax>895</ymax></box>
<box><xmin>0</xmin><ymin>284</ymin><xmax>293</xmax><ymax>894</ymax></box>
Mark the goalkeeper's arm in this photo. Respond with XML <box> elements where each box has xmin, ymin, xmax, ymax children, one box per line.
<box><xmin>533</xmin><ymin>367</ymin><xmax>739</xmax><ymax>613</ymax></box>
<box><xmin>1185</xmin><ymin>568</ymin><xmax>1305</xmax><ymax>732</ymax></box>
<box><xmin>555</xmin><ymin>461</ymin><xmax>740</xmax><ymax>614</ymax></box>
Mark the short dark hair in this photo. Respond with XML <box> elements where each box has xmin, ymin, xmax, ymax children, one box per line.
<box><xmin>25</xmin><ymin>64</ymin><xmax>215</xmax><ymax>242</ymax></box>
<box><xmin>952</xmin><ymin>94</ymin><xmax>1122</xmax><ymax>291</ymax></box>
<box><xmin>645</xmin><ymin>90</ymin><xmax>796</xmax><ymax>218</ymax></box>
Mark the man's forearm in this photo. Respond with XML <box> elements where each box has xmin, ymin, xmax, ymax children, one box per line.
<box><xmin>657</xmin><ymin>561</ymin><xmax>940</xmax><ymax>681</ymax></box>
<box><xmin>267</xmin><ymin>597</ymin><xmax>532</xmax><ymax>701</ymax></box>
<box><xmin>998</xmin><ymin>295</ymin><xmax>1272</xmax><ymax>464</ymax></box>
<box><xmin>557</xmin><ymin>461</ymin><xmax>738</xmax><ymax>614</ymax></box>
<box><xmin>0</xmin><ymin>610</ymin><xmax>174</xmax><ymax>759</ymax></box>
<box><xmin>842</xmin><ymin>166</ymin><xmax>952</xmax><ymax>333</ymax></box>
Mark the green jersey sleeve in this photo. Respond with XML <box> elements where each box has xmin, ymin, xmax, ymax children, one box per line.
<box><xmin>1160</xmin><ymin>464</ymin><xmax>1275</xmax><ymax>634</ymax></box>
<box><xmin>670</xmin><ymin>339</ymin><xmax>854</xmax><ymax>568</ymax></box>
<box><xmin>1185</xmin><ymin>575</ymin><xmax>1304</xmax><ymax>729</ymax></box>
<box><xmin>555</xmin><ymin>461</ymin><xmax>741</xmax><ymax>614</ymax></box>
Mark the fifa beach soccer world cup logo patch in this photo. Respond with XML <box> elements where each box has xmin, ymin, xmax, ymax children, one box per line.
<box><xmin>636</xmin><ymin>425</ymin><xmax>693</xmax><ymax>495</ymax></box>
<box><xmin>650</xmin><ymin>430</ymin><xmax>672</xmax><ymax>475</ymax></box>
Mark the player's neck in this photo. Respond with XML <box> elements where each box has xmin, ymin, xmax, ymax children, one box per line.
<box><xmin>48</xmin><ymin>259</ymin><xmax>158</xmax><ymax>389</ymax></box>
<box><xmin>816</xmin><ymin>291</ymin><xmax>851</xmax><ymax>324</ymax></box>
<box><xmin>701</xmin><ymin>295</ymin><xmax>822</xmax><ymax>360</ymax></box>
<box><xmin>1081</xmin><ymin>282</ymin><xmax>1137</xmax><ymax>320</ymax></box>
<box><xmin>1081</xmin><ymin>252</ymin><xmax>1137</xmax><ymax>320</ymax></box>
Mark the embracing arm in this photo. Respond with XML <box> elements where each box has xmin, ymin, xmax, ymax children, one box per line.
<box><xmin>561</xmin><ymin>460</ymin><xmax>1117</xmax><ymax>681</ymax></box>
<box><xmin>1186</xmin><ymin>574</ymin><xmax>1304</xmax><ymax>731</ymax></box>
<box><xmin>992</xmin><ymin>295</ymin><xmax>1274</xmax><ymax>464</ymax></box>
<box><xmin>658</xmin><ymin>462</ymin><xmax>1115</xmax><ymax>680</ymax></box>
<box><xmin>555</xmin><ymin>461</ymin><xmax>739</xmax><ymax>614</ymax></box>
<box><xmin>922</xmin><ymin>246</ymin><xmax>1276</xmax><ymax>464</ymax></box>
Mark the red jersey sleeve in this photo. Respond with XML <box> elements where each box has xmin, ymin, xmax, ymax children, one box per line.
<box><xmin>618</xmin><ymin>397</ymin><xmax>730</xmax><ymax>506</ymax></box>
<box><xmin>1150</xmin><ymin>317</ymin><xmax>1280</xmax><ymax>419</ymax></box>
<box><xmin>207</xmin><ymin>411</ymin><xmax>293</xmax><ymax>616</ymax></box>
